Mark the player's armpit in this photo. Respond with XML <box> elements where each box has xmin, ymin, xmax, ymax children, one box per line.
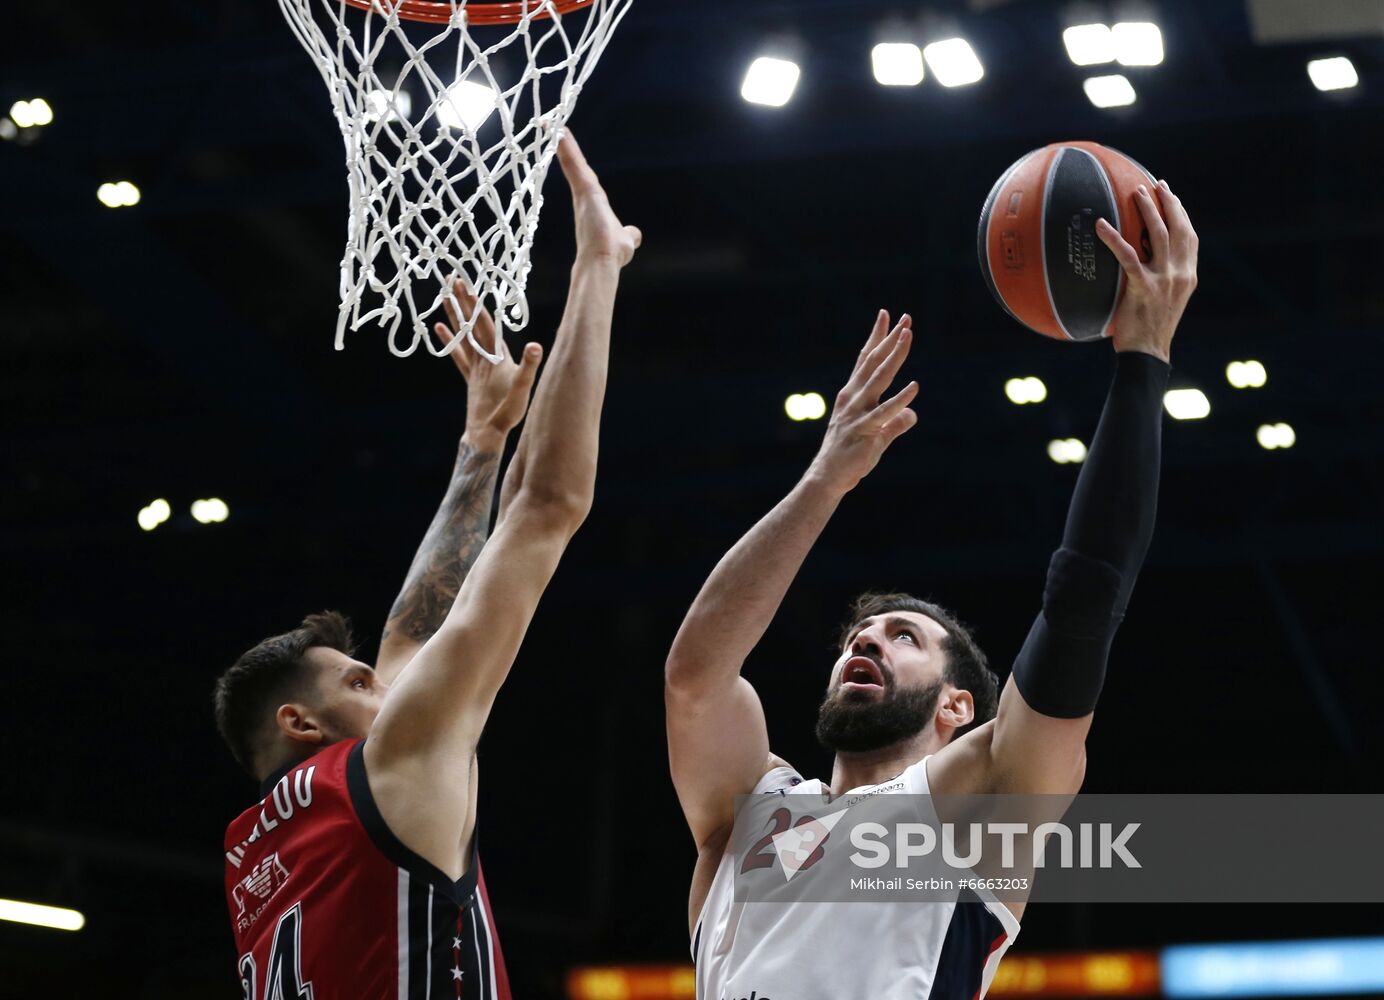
<box><xmin>666</xmin><ymin>675</ymin><xmax>775</xmax><ymax>850</ymax></box>
<box><xmin>928</xmin><ymin>677</ymin><xmax>1089</xmax><ymax>798</ymax></box>
<box><xmin>357</xmin><ymin>744</ymin><xmax>480</xmax><ymax>883</ymax></box>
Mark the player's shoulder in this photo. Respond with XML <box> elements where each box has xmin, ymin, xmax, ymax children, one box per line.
<box><xmin>755</xmin><ymin>753</ymin><xmax>807</xmax><ymax>794</ymax></box>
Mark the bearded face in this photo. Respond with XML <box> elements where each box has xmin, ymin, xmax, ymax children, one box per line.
<box><xmin>814</xmin><ymin>648</ymin><xmax>944</xmax><ymax>753</ymax></box>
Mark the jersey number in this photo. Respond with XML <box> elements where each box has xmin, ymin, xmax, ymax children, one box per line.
<box><xmin>740</xmin><ymin>806</ymin><xmax>829</xmax><ymax>875</ymax></box>
<box><xmin>238</xmin><ymin>902</ymin><xmax>314</xmax><ymax>1000</ymax></box>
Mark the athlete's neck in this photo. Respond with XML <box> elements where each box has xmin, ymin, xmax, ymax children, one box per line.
<box><xmin>828</xmin><ymin>731</ymin><xmax>941</xmax><ymax>797</ymax></box>
<box><xmin>256</xmin><ymin>742</ymin><xmax>327</xmax><ymax>789</ymax></box>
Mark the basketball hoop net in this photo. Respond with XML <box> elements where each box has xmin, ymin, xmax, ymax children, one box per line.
<box><xmin>277</xmin><ymin>0</ymin><xmax>633</xmax><ymax>358</ymax></box>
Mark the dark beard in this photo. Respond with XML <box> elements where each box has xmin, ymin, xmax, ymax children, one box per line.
<box><xmin>815</xmin><ymin>678</ymin><xmax>943</xmax><ymax>753</ymax></box>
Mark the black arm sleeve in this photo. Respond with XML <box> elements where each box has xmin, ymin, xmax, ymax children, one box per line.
<box><xmin>1010</xmin><ymin>350</ymin><xmax>1170</xmax><ymax>718</ymax></box>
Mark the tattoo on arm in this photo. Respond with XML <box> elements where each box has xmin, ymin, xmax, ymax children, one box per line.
<box><xmin>382</xmin><ymin>442</ymin><xmax>502</xmax><ymax>647</ymax></box>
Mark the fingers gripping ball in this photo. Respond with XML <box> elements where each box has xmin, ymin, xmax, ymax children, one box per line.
<box><xmin>978</xmin><ymin>141</ymin><xmax>1156</xmax><ymax>342</ymax></box>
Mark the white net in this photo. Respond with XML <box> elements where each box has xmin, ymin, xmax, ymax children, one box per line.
<box><xmin>277</xmin><ymin>0</ymin><xmax>633</xmax><ymax>358</ymax></box>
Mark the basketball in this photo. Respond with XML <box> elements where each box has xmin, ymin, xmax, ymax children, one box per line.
<box><xmin>978</xmin><ymin>141</ymin><xmax>1156</xmax><ymax>342</ymax></box>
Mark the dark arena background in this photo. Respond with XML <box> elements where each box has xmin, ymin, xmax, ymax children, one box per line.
<box><xmin>4</xmin><ymin>0</ymin><xmax>1383</xmax><ymax>997</ymax></box>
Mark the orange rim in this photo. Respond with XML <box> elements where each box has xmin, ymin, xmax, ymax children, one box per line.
<box><xmin>339</xmin><ymin>0</ymin><xmax>595</xmax><ymax>26</ymax></box>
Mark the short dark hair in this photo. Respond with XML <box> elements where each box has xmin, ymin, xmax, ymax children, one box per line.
<box><xmin>213</xmin><ymin>611</ymin><xmax>357</xmax><ymax>777</ymax></box>
<box><xmin>839</xmin><ymin>592</ymin><xmax>999</xmax><ymax>739</ymax></box>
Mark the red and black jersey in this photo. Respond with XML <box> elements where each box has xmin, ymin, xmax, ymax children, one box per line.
<box><xmin>223</xmin><ymin>739</ymin><xmax>509</xmax><ymax>1000</ymax></box>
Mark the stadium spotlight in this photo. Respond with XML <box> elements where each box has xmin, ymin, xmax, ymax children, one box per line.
<box><xmin>801</xmin><ymin>393</ymin><xmax>827</xmax><ymax>420</ymax></box>
<box><xmin>1004</xmin><ymin>377</ymin><xmax>1048</xmax><ymax>405</ymax></box>
<box><xmin>785</xmin><ymin>392</ymin><xmax>827</xmax><ymax>422</ymax></box>
<box><xmin>1047</xmin><ymin>438</ymin><xmax>1087</xmax><ymax>464</ymax></box>
<box><xmin>137</xmin><ymin>498</ymin><xmax>171</xmax><ymax>532</ymax></box>
<box><xmin>9</xmin><ymin>98</ymin><xmax>54</xmax><ymax>128</ymax></box>
<box><xmin>872</xmin><ymin>43</ymin><xmax>925</xmax><ymax>86</ymax></box>
<box><xmin>1084</xmin><ymin>74</ymin><xmax>1137</xmax><ymax>108</ymax></box>
<box><xmin>436</xmin><ymin>80</ymin><xmax>498</xmax><ymax>131</ymax></box>
<box><xmin>1163</xmin><ymin>388</ymin><xmax>1210</xmax><ymax>420</ymax></box>
<box><xmin>1256</xmin><ymin>423</ymin><xmax>1296</xmax><ymax>450</ymax></box>
<box><xmin>1307</xmin><ymin>57</ymin><xmax>1359</xmax><ymax>92</ymax></box>
<box><xmin>98</xmin><ymin>181</ymin><xmax>141</xmax><ymax>208</ymax></box>
<box><xmin>1225</xmin><ymin>360</ymin><xmax>1268</xmax><ymax>389</ymax></box>
<box><xmin>922</xmin><ymin>38</ymin><xmax>985</xmax><ymax>88</ymax></box>
<box><xmin>191</xmin><ymin>498</ymin><xmax>230</xmax><ymax>524</ymax></box>
<box><xmin>1063</xmin><ymin>24</ymin><xmax>1115</xmax><ymax>66</ymax></box>
<box><xmin>9</xmin><ymin>101</ymin><xmax>35</xmax><ymax>127</ymax></box>
<box><xmin>742</xmin><ymin>56</ymin><xmax>802</xmax><ymax>107</ymax></box>
<box><xmin>1113</xmin><ymin>22</ymin><xmax>1164</xmax><ymax>66</ymax></box>
<box><xmin>365</xmin><ymin>88</ymin><xmax>412</xmax><ymax>123</ymax></box>
<box><xmin>0</xmin><ymin>899</ymin><xmax>85</xmax><ymax>932</ymax></box>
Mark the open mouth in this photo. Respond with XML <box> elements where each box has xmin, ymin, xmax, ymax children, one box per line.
<box><xmin>840</xmin><ymin>655</ymin><xmax>886</xmax><ymax>692</ymax></box>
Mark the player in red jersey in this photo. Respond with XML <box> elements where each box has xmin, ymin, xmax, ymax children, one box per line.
<box><xmin>213</xmin><ymin>134</ymin><xmax>641</xmax><ymax>1000</ymax></box>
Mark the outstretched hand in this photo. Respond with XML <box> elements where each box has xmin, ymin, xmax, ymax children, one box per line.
<box><xmin>809</xmin><ymin>310</ymin><xmax>920</xmax><ymax>496</ymax></box>
<box><xmin>433</xmin><ymin>279</ymin><xmax>543</xmax><ymax>452</ymax></box>
<box><xmin>1096</xmin><ymin>179</ymin><xmax>1199</xmax><ymax>362</ymax></box>
<box><xmin>556</xmin><ymin>131</ymin><xmax>642</xmax><ymax>268</ymax></box>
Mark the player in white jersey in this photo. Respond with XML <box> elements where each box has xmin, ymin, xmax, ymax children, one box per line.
<box><xmin>666</xmin><ymin>182</ymin><xmax>1198</xmax><ymax>999</ymax></box>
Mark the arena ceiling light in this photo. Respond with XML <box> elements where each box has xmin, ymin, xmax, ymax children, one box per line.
<box><xmin>9</xmin><ymin>98</ymin><xmax>54</xmax><ymax>128</ymax></box>
<box><xmin>436</xmin><ymin>80</ymin><xmax>499</xmax><ymax>131</ymax></box>
<box><xmin>1257</xmin><ymin>423</ymin><xmax>1296</xmax><ymax>450</ymax></box>
<box><xmin>1063</xmin><ymin>24</ymin><xmax>1116</xmax><ymax>66</ymax></box>
<box><xmin>872</xmin><ymin>43</ymin><xmax>925</xmax><ymax>86</ymax></box>
<box><xmin>1163</xmin><ymin>388</ymin><xmax>1211</xmax><ymax>420</ymax></box>
<box><xmin>742</xmin><ymin>56</ymin><xmax>802</xmax><ymax>107</ymax></box>
<box><xmin>365</xmin><ymin>88</ymin><xmax>412</xmax><ymax>123</ymax></box>
<box><xmin>922</xmin><ymin>38</ymin><xmax>985</xmax><ymax>88</ymax></box>
<box><xmin>1225</xmin><ymin>360</ymin><xmax>1268</xmax><ymax>389</ymax></box>
<box><xmin>1307</xmin><ymin>56</ymin><xmax>1359</xmax><ymax>92</ymax></box>
<box><xmin>784</xmin><ymin>392</ymin><xmax>827</xmax><ymax>421</ymax></box>
<box><xmin>1113</xmin><ymin>22</ymin><xmax>1164</xmax><ymax>66</ymax></box>
<box><xmin>0</xmin><ymin>899</ymin><xmax>85</xmax><ymax>932</ymax></box>
<box><xmin>97</xmin><ymin>181</ymin><xmax>141</xmax><ymax>208</ymax></box>
<box><xmin>1004</xmin><ymin>377</ymin><xmax>1047</xmax><ymax>404</ymax></box>
<box><xmin>137</xmin><ymin>498</ymin><xmax>172</xmax><ymax>532</ymax></box>
<box><xmin>1048</xmin><ymin>438</ymin><xmax>1087</xmax><ymax>464</ymax></box>
<box><xmin>192</xmin><ymin>498</ymin><xmax>231</xmax><ymax>524</ymax></box>
<box><xmin>1083</xmin><ymin>74</ymin><xmax>1138</xmax><ymax>108</ymax></box>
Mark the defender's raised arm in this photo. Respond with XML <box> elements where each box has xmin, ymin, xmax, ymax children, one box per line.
<box><xmin>376</xmin><ymin>281</ymin><xmax>543</xmax><ymax>686</ymax></box>
<box><xmin>364</xmin><ymin>133</ymin><xmax>641</xmax><ymax>878</ymax></box>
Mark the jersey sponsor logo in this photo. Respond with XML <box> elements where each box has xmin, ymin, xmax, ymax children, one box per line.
<box><xmin>234</xmin><ymin>853</ymin><xmax>292</xmax><ymax>933</ymax></box>
<box><xmin>840</xmin><ymin>779</ymin><xmax>904</xmax><ymax>805</ymax></box>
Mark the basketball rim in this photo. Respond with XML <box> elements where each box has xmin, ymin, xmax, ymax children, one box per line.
<box><xmin>338</xmin><ymin>0</ymin><xmax>596</xmax><ymax>26</ymax></box>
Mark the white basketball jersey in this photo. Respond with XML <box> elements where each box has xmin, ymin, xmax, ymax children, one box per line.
<box><xmin>693</xmin><ymin>757</ymin><xmax>1020</xmax><ymax>1000</ymax></box>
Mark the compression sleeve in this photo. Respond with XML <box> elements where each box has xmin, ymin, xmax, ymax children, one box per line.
<box><xmin>1010</xmin><ymin>349</ymin><xmax>1171</xmax><ymax>718</ymax></box>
